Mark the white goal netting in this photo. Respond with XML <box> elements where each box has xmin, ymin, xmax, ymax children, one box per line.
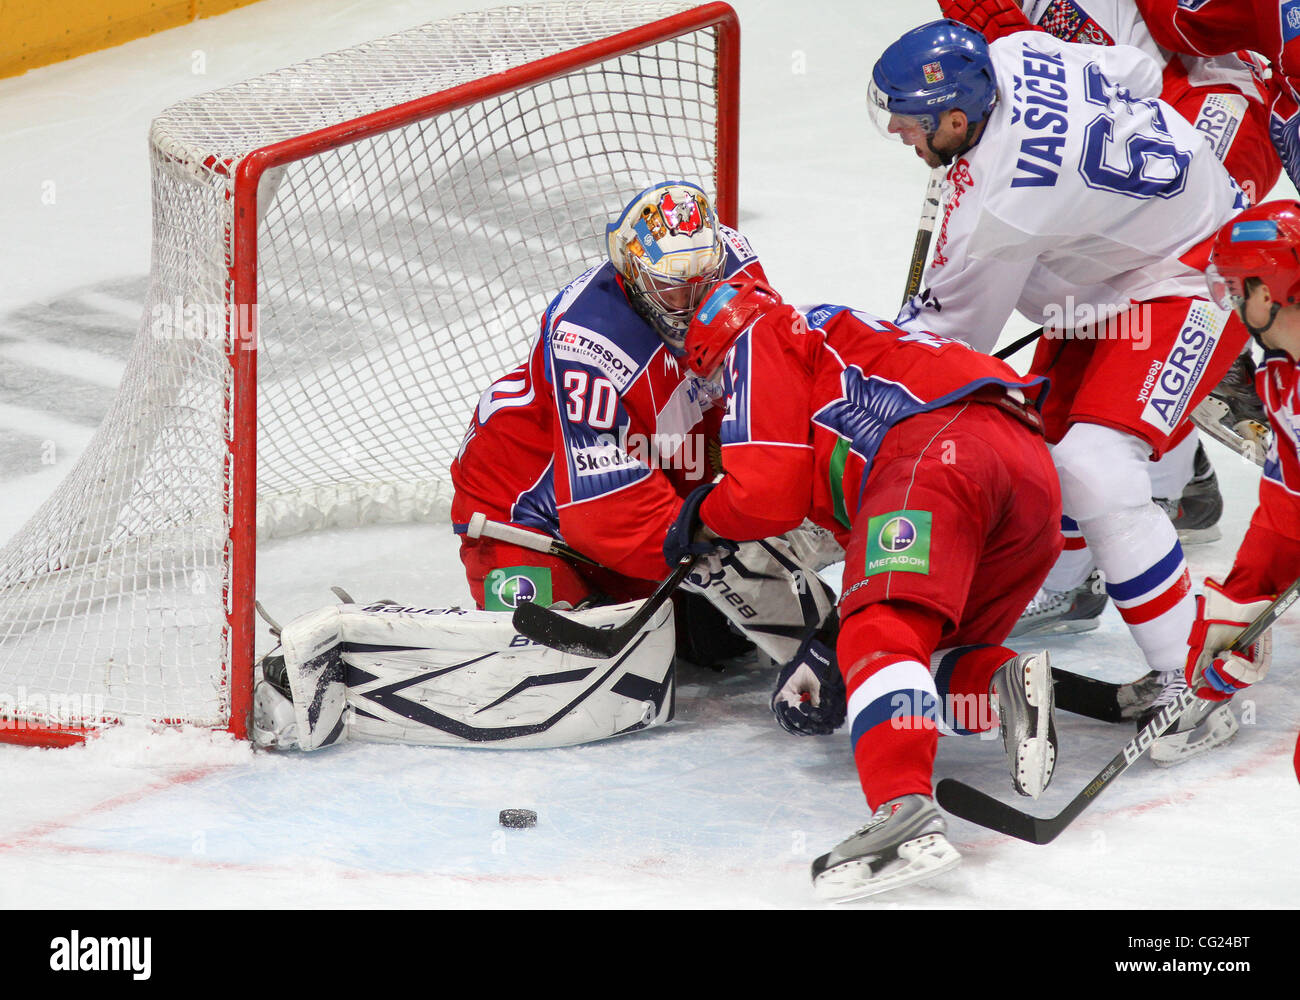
<box><xmin>0</xmin><ymin>0</ymin><xmax>732</xmax><ymax>741</ymax></box>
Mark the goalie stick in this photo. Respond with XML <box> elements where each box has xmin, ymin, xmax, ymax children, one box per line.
<box><xmin>936</xmin><ymin>576</ymin><xmax>1300</xmax><ymax>844</ymax></box>
<box><xmin>511</xmin><ymin>556</ymin><xmax>696</xmax><ymax>658</ymax></box>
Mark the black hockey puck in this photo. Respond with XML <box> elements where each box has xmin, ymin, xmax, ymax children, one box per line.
<box><xmin>499</xmin><ymin>808</ymin><xmax>537</xmax><ymax>829</ymax></box>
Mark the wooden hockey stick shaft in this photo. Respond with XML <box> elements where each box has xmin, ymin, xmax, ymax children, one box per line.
<box><xmin>901</xmin><ymin>167</ymin><xmax>945</xmax><ymax>309</ymax></box>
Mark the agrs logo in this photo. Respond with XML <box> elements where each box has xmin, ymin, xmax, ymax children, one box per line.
<box><xmin>878</xmin><ymin>516</ymin><xmax>917</xmax><ymax>552</ymax></box>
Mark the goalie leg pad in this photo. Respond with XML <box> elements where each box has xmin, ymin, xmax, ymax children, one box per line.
<box><xmin>685</xmin><ymin>535</ymin><xmax>839</xmax><ymax>666</ymax></box>
<box><xmin>261</xmin><ymin>600</ymin><xmax>676</xmax><ymax>749</ymax></box>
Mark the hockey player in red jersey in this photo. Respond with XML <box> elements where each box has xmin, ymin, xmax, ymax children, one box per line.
<box><xmin>870</xmin><ymin>19</ymin><xmax>1253</xmax><ymax>763</ymax></box>
<box><xmin>450</xmin><ymin>181</ymin><xmax>840</xmax><ymax>675</ymax></box>
<box><xmin>667</xmin><ymin>276</ymin><xmax>1063</xmax><ymax>898</ymax></box>
<box><xmin>1180</xmin><ymin>202</ymin><xmax>1300</xmax><ymax>720</ymax></box>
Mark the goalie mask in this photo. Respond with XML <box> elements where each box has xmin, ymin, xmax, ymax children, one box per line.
<box><xmin>607</xmin><ymin>181</ymin><xmax>727</xmax><ymax>350</ymax></box>
<box><xmin>1206</xmin><ymin>200</ymin><xmax>1300</xmax><ymax>344</ymax></box>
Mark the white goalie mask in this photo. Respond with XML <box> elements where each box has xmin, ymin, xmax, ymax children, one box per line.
<box><xmin>607</xmin><ymin>181</ymin><xmax>727</xmax><ymax>350</ymax></box>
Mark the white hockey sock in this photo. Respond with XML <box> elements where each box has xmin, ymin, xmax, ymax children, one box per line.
<box><xmin>1043</xmin><ymin>517</ymin><xmax>1095</xmax><ymax>593</ymax></box>
<box><xmin>1079</xmin><ymin>503</ymin><xmax>1195</xmax><ymax>674</ymax></box>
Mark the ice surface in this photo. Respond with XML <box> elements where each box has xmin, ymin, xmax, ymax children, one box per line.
<box><xmin>1</xmin><ymin>0</ymin><xmax>1297</xmax><ymax>910</ymax></box>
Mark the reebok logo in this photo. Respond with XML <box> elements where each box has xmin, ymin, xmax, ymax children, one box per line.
<box><xmin>50</xmin><ymin>930</ymin><xmax>151</xmax><ymax>980</ymax></box>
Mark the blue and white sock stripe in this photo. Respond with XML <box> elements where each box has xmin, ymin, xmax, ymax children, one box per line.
<box><xmin>1104</xmin><ymin>540</ymin><xmax>1186</xmax><ymax>611</ymax></box>
<box><xmin>930</xmin><ymin>644</ymin><xmax>993</xmax><ymax>736</ymax></box>
<box><xmin>847</xmin><ymin>658</ymin><xmax>953</xmax><ymax>746</ymax></box>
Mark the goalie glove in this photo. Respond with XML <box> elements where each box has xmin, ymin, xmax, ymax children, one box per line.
<box><xmin>938</xmin><ymin>0</ymin><xmax>1035</xmax><ymax>43</ymax></box>
<box><xmin>664</xmin><ymin>482</ymin><xmax>738</xmax><ymax>584</ymax></box>
<box><xmin>1184</xmin><ymin>578</ymin><xmax>1274</xmax><ymax>702</ymax></box>
<box><xmin>770</xmin><ymin>636</ymin><xmax>846</xmax><ymax>736</ymax></box>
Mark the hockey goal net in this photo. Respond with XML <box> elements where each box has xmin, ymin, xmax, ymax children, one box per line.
<box><xmin>0</xmin><ymin>0</ymin><xmax>739</xmax><ymax>746</ymax></box>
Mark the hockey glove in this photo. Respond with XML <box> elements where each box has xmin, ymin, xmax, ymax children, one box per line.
<box><xmin>771</xmin><ymin>636</ymin><xmax>846</xmax><ymax>736</ymax></box>
<box><xmin>938</xmin><ymin>0</ymin><xmax>1035</xmax><ymax>43</ymax></box>
<box><xmin>664</xmin><ymin>483</ymin><xmax>738</xmax><ymax>585</ymax></box>
<box><xmin>1184</xmin><ymin>578</ymin><xmax>1274</xmax><ymax>702</ymax></box>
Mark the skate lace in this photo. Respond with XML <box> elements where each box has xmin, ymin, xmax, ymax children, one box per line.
<box><xmin>1022</xmin><ymin>587</ymin><xmax>1070</xmax><ymax>618</ymax></box>
<box><xmin>1147</xmin><ymin>671</ymin><xmax>1186</xmax><ymax>710</ymax></box>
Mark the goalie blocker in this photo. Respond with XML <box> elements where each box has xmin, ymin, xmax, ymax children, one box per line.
<box><xmin>252</xmin><ymin>600</ymin><xmax>675</xmax><ymax>751</ymax></box>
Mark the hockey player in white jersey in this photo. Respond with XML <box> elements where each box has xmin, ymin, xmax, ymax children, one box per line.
<box><xmin>869</xmin><ymin>19</ymin><xmax>1249</xmax><ymax>759</ymax></box>
<box><xmin>939</xmin><ymin>0</ymin><xmax>1280</xmax><ymax>640</ymax></box>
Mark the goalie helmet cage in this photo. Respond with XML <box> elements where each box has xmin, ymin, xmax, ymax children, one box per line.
<box><xmin>0</xmin><ymin>0</ymin><xmax>740</xmax><ymax>747</ymax></box>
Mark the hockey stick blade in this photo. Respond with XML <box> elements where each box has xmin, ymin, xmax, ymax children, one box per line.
<box><xmin>1050</xmin><ymin>667</ymin><xmax>1129</xmax><ymax>724</ymax></box>
<box><xmin>938</xmin><ymin>576</ymin><xmax>1300</xmax><ymax>844</ymax></box>
<box><xmin>511</xmin><ymin>557</ymin><xmax>696</xmax><ymax>659</ymax></box>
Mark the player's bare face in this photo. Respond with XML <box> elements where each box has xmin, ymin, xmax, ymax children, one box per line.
<box><xmin>1242</xmin><ymin>285</ymin><xmax>1275</xmax><ymax>333</ymax></box>
<box><xmin>1244</xmin><ymin>284</ymin><xmax>1300</xmax><ymax>358</ymax></box>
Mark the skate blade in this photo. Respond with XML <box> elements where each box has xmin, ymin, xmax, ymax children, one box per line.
<box><xmin>1191</xmin><ymin>399</ymin><xmax>1268</xmax><ymax>466</ymax></box>
<box><xmin>1176</xmin><ymin>525</ymin><xmax>1222</xmax><ymax>546</ymax></box>
<box><xmin>1012</xmin><ymin>653</ymin><xmax>1056</xmax><ymax>799</ymax></box>
<box><xmin>812</xmin><ymin>834</ymin><xmax>961</xmax><ymax>902</ymax></box>
<box><xmin>1013</xmin><ymin>737</ymin><xmax>1057</xmax><ymax>799</ymax></box>
<box><xmin>1150</xmin><ymin>705</ymin><xmax>1240</xmax><ymax>767</ymax></box>
<box><xmin>1009</xmin><ymin>618</ymin><xmax>1101</xmax><ymax>640</ymax></box>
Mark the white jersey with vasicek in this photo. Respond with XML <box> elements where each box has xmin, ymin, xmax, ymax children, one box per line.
<box><xmin>898</xmin><ymin>31</ymin><xmax>1247</xmax><ymax>353</ymax></box>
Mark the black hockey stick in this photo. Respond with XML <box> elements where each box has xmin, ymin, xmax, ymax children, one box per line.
<box><xmin>511</xmin><ymin>556</ymin><xmax>695</xmax><ymax>658</ymax></box>
<box><xmin>901</xmin><ymin>167</ymin><xmax>945</xmax><ymax>308</ymax></box>
<box><xmin>993</xmin><ymin>326</ymin><xmax>1044</xmax><ymax>361</ymax></box>
<box><xmin>937</xmin><ymin>576</ymin><xmax>1300</xmax><ymax>844</ymax></box>
<box><xmin>1049</xmin><ymin>667</ymin><xmax>1159</xmax><ymax>725</ymax></box>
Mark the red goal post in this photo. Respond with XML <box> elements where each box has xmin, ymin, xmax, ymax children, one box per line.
<box><xmin>0</xmin><ymin>1</ymin><xmax>740</xmax><ymax>747</ymax></box>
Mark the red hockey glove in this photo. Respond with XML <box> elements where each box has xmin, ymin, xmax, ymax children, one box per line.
<box><xmin>1184</xmin><ymin>578</ymin><xmax>1274</xmax><ymax>702</ymax></box>
<box><xmin>937</xmin><ymin>0</ymin><xmax>1036</xmax><ymax>43</ymax></box>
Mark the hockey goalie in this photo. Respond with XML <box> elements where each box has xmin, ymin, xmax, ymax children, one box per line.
<box><xmin>252</xmin><ymin>181</ymin><xmax>842</xmax><ymax>751</ymax></box>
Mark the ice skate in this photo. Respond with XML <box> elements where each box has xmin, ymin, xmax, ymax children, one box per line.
<box><xmin>990</xmin><ymin>651</ymin><xmax>1058</xmax><ymax>798</ymax></box>
<box><xmin>811</xmin><ymin>795</ymin><xmax>961</xmax><ymax>901</ymax></box>
<box><xmin>1191</xmin><ymin>354</ymin><xmax>1271</xmax><ymax>465</ymax></box>
<box><xmin>1136</xmin><ymin>671</ymin><xmax>1239</xmax><ymax>766</ymax></box>
<box><xmin>1154</xmin><ymin>442</ymin><xmax>1223</xmax><ymax>545</ymax></box>
<box><xmin>1009</xmin><ymin>570</ymin><xmax>1108</xmax><ymax>638</ymax></box>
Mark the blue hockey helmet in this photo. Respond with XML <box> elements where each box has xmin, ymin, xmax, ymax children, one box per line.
<box><xmin>868</xmin><ymin>19</ymin><xmax>997</xmax><ymax>136</ymax></box>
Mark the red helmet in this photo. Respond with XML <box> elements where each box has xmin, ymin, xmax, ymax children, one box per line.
<box><xmin>1206</xmin><ymin>200</ymin><xmax>1300</xmax><ymax>313</ymax></box>
<box><xmin>685</xmin><ymin>276</ymin><xmax>787</xmax><ymax>377</ymax></box>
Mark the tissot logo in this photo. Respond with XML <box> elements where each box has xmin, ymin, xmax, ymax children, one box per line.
<box><xmin>50</xmin><ymin>931</ymin><xmax>151</xmax><ymax>980</ymax></box>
